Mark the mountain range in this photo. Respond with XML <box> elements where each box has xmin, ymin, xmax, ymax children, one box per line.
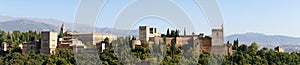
<box><xmin>225</xmin><ymin>33</ymin><xmax>300</xmax><ymax>45</ymax></box>
<box><xmin>0</xmin><ymin>16</ymin><xmax>138</xmax><ymax>37</ymax></box>
<box><xmin>225</xmin><ymin>33</ymin><xmax>300</xmax><ymax>52</ymax></box>
<box><xmin>0</xmin><ymin>16</ymin><xmax>299</xmax><ymax>52</ymax></box>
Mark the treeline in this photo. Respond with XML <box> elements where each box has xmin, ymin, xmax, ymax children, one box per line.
<box><xmin>223</xmin><ymin>39</ymin><xmax>300</xmax><ymax>65</ymax></box>
<box><xmin>0</xmin><ymin>30</ymin><xmax>40</xmax><ymax>53</ymax></box>
<box><xmin>0</xmin><ymin>30</ymin><xmax>300</xmax><ymax>65</ymax></box>
<box><xmin>0</xmin><ymin>30</ymin><xmax>76</xmax><ymax>65</ymax></box>
<box><xmin>0</xmin><ymin>49</ymin><xmax>76</xmax><ymax>65</ymax></box>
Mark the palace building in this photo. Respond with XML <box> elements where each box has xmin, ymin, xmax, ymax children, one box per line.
<box><xmin>19</xmin><ymin>24</ymin><xmax>116</xmax><ymax>55</ymax></box>
<box><xmin>131</xmin><ymin>26</ymin><xmax>233</xmax><ymax>55</ymax></box>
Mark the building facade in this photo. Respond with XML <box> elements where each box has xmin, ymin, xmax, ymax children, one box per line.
<box><xmin>22</xmin><ymin>41</ymin><xmax>40</xmax><ymax>53</ymax></box>
<box><xmin>134</xmin><ymin>26</ymin><xmax>232</xmax><ymax>55</ymax></box>
<box><xmin>70</xmin><ymin>33</ymin><xmax>116</xmax><ymax>45</ymax></box>
<box><xmin>139</xmin><ymin>26</ymin><xmax>160</xmax><ymax>41</ymax></box>
<box><xmin>40</xmin><ymin>31</ymin><xmax>58</xmax><ymax>55</ymax></box>
<box><xmin>211</xmin><ymin>27</ymin><xmax>224</xmax><ymax>46</ymax></box>
<box><xmin>2</xmin><ymin>42</ymin><xmax>8</xmax><ymax>51</ymax></box>
<box><xmin>275</xmin><ymin>46</ymin><xmax>284</xmax><ymax>52</ymax></box>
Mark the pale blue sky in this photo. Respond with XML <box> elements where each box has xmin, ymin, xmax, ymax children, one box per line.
<box><xmin>1</xmin><ymin>0</ymin><xmax>300</xmax><ymax>37</ymax></box>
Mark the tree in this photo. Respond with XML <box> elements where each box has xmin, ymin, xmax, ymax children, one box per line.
<box><xmin>131</xmin><ymin>40</ymin><xmax>150</xmax><ymax>60</ymax></box>
<box><xmin>171</xmin><ymin>30</ymin><xmax>175</xmax><ymax>37</ymax></box>
<box><xmin>233</xmin><ymin>38</ymin><xmax>239</xmax><ymax>50</ymax></box>
<box><xmin>248</xmin><ymin>42</ymin><xmax>258</xmax><ymax>55</ymax></box>
<box><xmin>141</xmin><ymin>41</ymin><xmax>149</xmax><ymax>48</ymax></box>
<box><xmin>198</xmin><ymin>52</ymin><xmax>210</xmax><ymax>65</ymax></box>
<box><xmin>131</xmin><ymin>36</ymin><xmax>136</xmax><ymax>40</ymax></box>
<box><xmin>238</xmin><ymin>44</ymin><xmax>248</xmax><ymax>53</ymax></box>
<box><xmin>103</xmin><ymin>37</ymin><xmax>110</xmax><ymax>44</ymax></box>
<box><xmin>175</xmin><ymin>29</ymin><xmax>180</xmax><ymax>37</ymax></box>
<box><xmin>166</xmin><ymin>28</ymin><xmax>170</xmax><ymax>37</ymax></box>
<box><xmin>161</xmin><ymin>37</ymin><xmax>181</xmax><ymax>64</ymax></box>
<box><xmin>58</xmin><ymin>31</ymin><xmax>64</xmax><ymax>38</ymax></box>
<box><xmin>0</xmin><ymin>31</ymin><xmax>8</xmax><ymax>42</ymax></box>
<box><xmin>100</xmin><ymin>47</ymin><xmax>122</xmax><ymax>65</ymax></box>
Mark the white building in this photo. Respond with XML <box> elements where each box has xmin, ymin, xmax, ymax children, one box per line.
<box><xmin>40</xmin><ymin>31</ymin><xmax>58</xmax><ymax>55</ymax></box>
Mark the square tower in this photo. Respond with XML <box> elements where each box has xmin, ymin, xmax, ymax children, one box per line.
<box><xmin>211</xmin><ymin>28</ymin><xmax>224</xmax><ymax>46</ymax></box>
<box><xmin>139</xmin><ymin>26</ymin><xmax>150</xmax><ymax>41</ymax></box>
<box><xmin>40</xmin><ymin>31</ymin><xmax>58</xmax><ymax>54</ymax></box>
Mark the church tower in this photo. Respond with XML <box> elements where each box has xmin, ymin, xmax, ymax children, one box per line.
<box><xmin>139</xmin><ymin>26</ymin><xmax>150</xmax><ymax>41</ymax></box>
<box><xmin>59</xmin><ymin>24</ymin><xmax>67</xmax><ymax>38</ymax></box>
<box><xmin>61</xmin><ymin>24</ymin><xmax>67</xmax><ymax>34</ymax></box>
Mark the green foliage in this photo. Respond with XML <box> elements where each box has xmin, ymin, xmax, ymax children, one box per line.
<box><xmin>0</xmin><ymin>30</ymin><xmax>40</xmax><ymax>53</ymax></box>
<box><xmin>166</xmin><ymin>29</ymin><xmax>180</xmax><ymax>37</ymax></box>
<box><xmin>247</xmin><ymin>42</ymin><xmax>258</xmax><ymax>55</ymax></box>
<box><xmin>58</xmin><ymin>28</ymin><xmax>64</xmax><ymax>38</ymax></box>
<box><xmin>166</xmin><ymin>28</ymin><xmax>170</xmax><ymax>37</ymax></box>
<box><xmin>238</xmin><ymin>44</ymin><xmax>248</xmax><ymax>52</ymax></box>
<box><xmin>0</xmin><ymin>49</ymin><xmax>75</xmax><ymax>65</ymax></box>
<box><xmin>100</xmin><ymin>47</ymin><xmax>122</xmax><ymax>65</ymax></box>
<box><xmin>58</xmin><ymin>31</ymin><xmax>63</xmax><ymax>38</ymax></box>
<box><xmin>233</xmin><ymin>39</ymin><xmax>239</xmax><ymax>50</ymax></box>
<box><xmin>131</xmin><ymin>36</ymin><xmax>136</xmax><ymax>40</ymax></box>
<box><xmin>103</xmin><ymin>37</ymin><xmax>110</xmax><ymax>44</ymax></box>
<box><xmin>175</xmin><ymin>29</ymin><xmax>179</xmax><ymax>37</ymax></box>
<box><xmin>198</xmin><ymin>52</ymin><xmax>210</xmax><ymax>65</ymax></box>
<box><xmin>131</xmin><ymin>41</ymin><xmax>150</xmax><ymax>60</ymax></box>
<box><xmin>204</xmin><ymin>36</ymin><xmax>211</xmax><ymax>38</ymax></box>
<box><xmin>1</xmin><ymin>30</ymin><xmax>300</xmax><ymax>65</ymax></box>
<box><xmin>161</xmin><ymin>37</ymin><xmax>182</xmax><ymax>65</ymax></box>
<box><xmin>223</xmin><ymin>42</ymin><xmax>300</xmax><ymax>65</ymax></box>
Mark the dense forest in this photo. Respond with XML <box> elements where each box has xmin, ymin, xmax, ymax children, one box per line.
<box><xmin>0</xmin><ymin>30</ymin><xmax>300</xmax><ymax>65</ymax></box>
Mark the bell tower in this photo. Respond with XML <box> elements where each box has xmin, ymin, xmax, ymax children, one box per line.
<box><xmin>61</xmin><ymin>24</ymin><xmax>67</xmax><ymax>34</ymax></box>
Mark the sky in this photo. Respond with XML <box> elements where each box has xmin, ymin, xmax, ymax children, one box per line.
<box><xmin>1</xmin><ymin>0</ymin><xmax>300</xmax><ymax>37</ymax></box>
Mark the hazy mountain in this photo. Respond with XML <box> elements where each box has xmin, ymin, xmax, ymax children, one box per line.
<box><xmin>225</xmin><ymin>33</ymin><xmax>300</xmax><ymax>45</ymax></box>
<box><xmin>96</xmin><ymin>27</ymin><xmax>138</xmax><ymax>37</ymax></box>
<box><xmin>0</xmin><ymin>16</ymin><xmax>19</xmax><ymax>22</ymax></box>
<box><xmin>0</xmin><ymin>16</ymin><xmax>138</xmax><ymax>37</ymax></box>
<box><xmin>225</xmin><ymin>33</ymin><xmax>300</xmax><ymax>52</ymax></box>
<box><xmin>0</xmin><ymin>16</ymin><xmax>66</xmax><ymax>27</ymax></box>
<box><xmin>0</xmin><ymin>19</ymin><xmax>58</xmax><ymax>32</ymax></box>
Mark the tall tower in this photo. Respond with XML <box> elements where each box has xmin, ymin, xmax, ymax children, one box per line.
<box><xmin>139</xmin><ymin>26</ymin><xmax>150</xmax><ymax>41</ymax></box>
<box><xmin>61</xmin><ymin>24</ymin><xmax>67</xmax><ymax>34</ymax></box>
<box><xmin>40</xmin><ymin>31</ymin><xmax>58</xmax><ymax>54</ymax></box>
<box><xmin>211</xmin><ymin>25</ymin><xmax>224</xmax><ymax>46</ymax></box>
